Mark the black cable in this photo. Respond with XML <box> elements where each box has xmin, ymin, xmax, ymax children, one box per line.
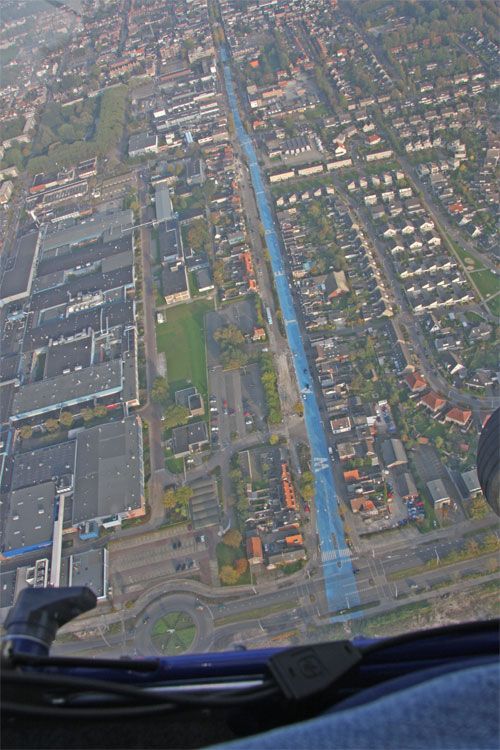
<box><xmin>2</xmin><ymin>669</ymin><xmax>279</xmax><ymax>715</ymax></box>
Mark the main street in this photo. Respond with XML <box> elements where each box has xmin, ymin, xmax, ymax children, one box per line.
<box><xmin>53</xmin><ymin>526</ymin><xmax>498</xmax><ymax>658</ymax></box>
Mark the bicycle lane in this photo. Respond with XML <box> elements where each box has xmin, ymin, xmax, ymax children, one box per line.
<box><xmin>220</xmin><ymin>46</ymin><xmax>359</xmax><ymax>616</ymax></box>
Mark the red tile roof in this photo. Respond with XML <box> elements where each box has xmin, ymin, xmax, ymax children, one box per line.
<box><xmin>445</xmin><ymin>407</ymin><xmax>472</xmax><ymax>426</ymax></box>
<box><xmin>404</xmin><ymin>371</ymin><xmax>428</xmax><ymax>392</ymax></box>
<box><xmin>419</xmin><ymin>391</ymin><xmax>447</xmax><ymax>412</ymax></box>
<box><xmin>246</xmin><ymin>536</ymin><xmax>263</xmax><ymax>559</ymax></box>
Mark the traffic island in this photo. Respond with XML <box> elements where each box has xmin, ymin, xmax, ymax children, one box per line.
<box><xmin>150</xmin><ymin>611</ymin><xmax>196</xmax><ymax>655</ymax></box>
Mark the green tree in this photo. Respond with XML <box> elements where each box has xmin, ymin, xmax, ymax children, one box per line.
<box><xmin>45</xmin><ymin>418</ymin><xmax>59</xmax><ymax>433</ymax></box>
<box><xmin>81</xmin><ymin>407</ymin><xmax>94</xmax><ymax>423</ymax></box>
<box><xmin>58</xmin><ymin>123</ymin><xmax>76</xmax><ymax>143</ymax></box>
<box><xmin>163</xmin><ymin>403</ymin><xmax>190</xmax><ymax>430</ymax></box>
<box><xmin>219</xmin><ymin>565</ymin><xmax>239</xmax><ymax>585</ymax></box>
<box><xmin>222</xmin><ymin>528</ymin><xmax>242</xmax><ymax>549</ymax></box>
<box><xmin>469</xmin><ymin>495</ymin><xmax>489</xmax><ymax>519</ymax></box>
<box><xmin>163</xmin><ymin>488</ymin><xmax>177</xmax><ymax>510</ymax></box>
<box><xmin>59</xmin><ymin>411</ymin><xmax>74</xmax><ymax>428</ymax></box>
<box><xmin>300</xmin><ymin>471</ymin><xmax>315</xmax><ymax>502</ymax></box>
<box><xmin>221</xmin><ymin>347</ymin><xmax>249</xmax><ymax>370</ymax></box>
<box><xmin>187</xmin><ymin>219</ymin><xmax>210</xmax><ymax>253</ymax></box>
<box><xmin>175</xmin><ymin>486</ymin><xmax>193</xmax><ymax>509</ymax></box>
<box><xmin>214</xmin><ymin>324</ymin><xmax>245</xmax><ymax>346</ymax></box>
<box><xmin>151</xmin><ymin>376</ymin><xmax>169</xmax><ymax>405</ymax></box>
<box><xmin>269</xmin><ymin>434</ymin><xmax>280</xmax><ymax>445</ymax></box>
<box><xmin>234</xmin><ymin>557</ymin><xmax>248</xmax><ymax>576</ymax></box>
<box><xmin>93</xmin><ymin>404</ymin><xmax>107</xmax><ymax>419</ymax></box>
<box><xmin>293</xmin><ymin>400</ymin><xmax>304</xmax><ymax>417</ymax></box>
<box><xmin>19</xmin><ymin>425</ymin><xmax>33</xmax><ymax>440</ymax></box>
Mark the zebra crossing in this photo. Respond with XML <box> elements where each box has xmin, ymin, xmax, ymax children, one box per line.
<box><xmin>321</xmin><ymin>547</ymin><xmax>352</xmax><ymax>563</ymax></box>
<box><xmin>313</xmin><ymin>456</ymin><xmax>329</xmax><ymax>471</ymax></box>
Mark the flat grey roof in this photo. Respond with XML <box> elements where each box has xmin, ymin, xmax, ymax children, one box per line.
<box><xmin>122</xmin><ymin>351</ymin><xmax>139</xmax><ymax>404</ymax></box>
<box><xmin>12</xmin><ymin>440</ymin><xmax>76</xmax><ymax>490</ymax></box>
<box><xmin>30</xmin><ymin>265</ymin><xmax>133</xmax><ymax>313</ymax></box>
<box><xmin>3</xmin><ymin>481</ymin><xmax>55</xmax><ymax>554</ymax></box>
<box><xmin>427</xmin><ymin>478</ymin><xmax>449</xmax><ymax>504</ymax></box>
<box><xmin>175</xmin><ymin>386</ymin><xmax>197</xmax><ymax>408</ymax></box>
<box><xmin>158</xmin><ymin>219</ymin><xmax>182</xmax><ymax>261</ymax></box>
<box><xmin>44</xmin><ymin>336</ymin><xmax>93</xmax><ymax>378</ymax></box>
<box><xmin>73</xmin><ymin>416</ymin><xmax>143</xmax><ymax>524</ymax></box>
<box><xmin>23</xmin><ymin>299</ymin><xmax>135</xmax><ymax>353</ymax></box>
<box><xmin>1</xmin><ymin>382</ymin><xmax>15</xmax><ymax>423</ymax></box>
<box><xmin>172</xmin><ymin>421</ymin><xmax>208</xmax><ymax>456</ymax></box>
<box><xmin>37</xmin><ymin>235</ymin><xmax>132</xmax><ymax>277</ymax></box>
<box><xmin>162</xmin><ymin>263</ymin><xmax>188</xmax><ymax>296</ymax></box>
<box><xmin>155</xmin><ymin>186</ymin><xmax>173</xmax><ymax>223</ymax></box>
<box><xmin>64</xmin><ymin>548</ymin><xmax>106</xmax><ymax>598</ymax></box>
<box><xmin>195</xmin><ymin>267</ymin><xmax>213</xmax><ymax>290</ymax></box>
<box><xmin>461</xmin><ymin>469</ymin><xmax>481</xmax><ymax>495</ymax></box>
<box><xmin>0</xmin><ymin>233</ymin><xmax>40</xmax><ymax>306</ymax></box>
<box><xmin>42</xmin><ymin>210</ymin><xmax>133</xmax><ymax>253</ymax></box>
<box><xmin>129</xmin><ymin>132</ymin><xmax>157</xmax><ymax>153</ymax></box>
<box><xmin>11</xmin><ymin>360</ymin><xmax>122</xmax><ymax>419</ymax></box>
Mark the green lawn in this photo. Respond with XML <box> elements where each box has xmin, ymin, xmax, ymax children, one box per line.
<box><xmin>151</xmin><ymin>612</ymin><xmax>196</xmax><ymax>654</ymax></box>
<box><xmin>487</xmin><ymin>294</ymin><xmax>500</xmax><ymax>318</ymax></box>
<box><xmin>471</xmin><ymin>269</ymin><xmax>499</xmax><ymax>300</ymax></box>
<box><xmin>446</xmin><ymin>236</ymin><xmax>485</xmax><ymax>272</ymax></box>
<box><xmin>156</xmin><ymin>300</ymin><xmax>213</xmax><ymax>397</ymax></box>
<box><xmin>166</xmin><ymin>456</ymin><xmax>184</xmax><ymax>473</ymax></box>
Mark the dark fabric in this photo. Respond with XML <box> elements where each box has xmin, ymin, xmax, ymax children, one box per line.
<box><xmin>210</xmin><ymin>661</ymin><xmax>500</xmax><ymax>750</ymax></box>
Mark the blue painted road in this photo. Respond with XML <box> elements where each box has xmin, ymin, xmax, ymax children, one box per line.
<box><xmin>221</xmin><ymin>47</ymin><xmax>359</xmax><ymax>615</ymax></box>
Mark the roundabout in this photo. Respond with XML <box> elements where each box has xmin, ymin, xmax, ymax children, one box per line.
<box><xmin>134</xmin><ymin>593</ymin><xmax>214</xmax><ymax>656</ymax></box>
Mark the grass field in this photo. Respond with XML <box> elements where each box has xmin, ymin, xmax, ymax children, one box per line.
<box><xmin>450</xmin><ymin>241</ymin><xmax>485</xmax><ymax>272</ymax></box>
<box><xmin>471</xmin><ymin>269</ymin><xmax>499</xmax><ymax>300</ymax></box>
<box><xmin>487</xmin><ymin>295</ymin><xmax>500</xmax><ymax>318</ymax></box>
<box><xmin>156</xmin><ymin>300</ymin><xmax>213</xmax><ymax>398</ymax></box>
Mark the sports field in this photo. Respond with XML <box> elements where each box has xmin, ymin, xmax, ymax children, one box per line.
<box><xmin>156</xmin><ymin>299</ymin><xmax>213</xmax><ymax>396</ymax></box>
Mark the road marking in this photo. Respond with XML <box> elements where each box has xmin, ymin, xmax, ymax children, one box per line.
<box><xmin>321</xmin><ymin>548</ymin><xmax>351</xmax><ymax>562</ymax></box>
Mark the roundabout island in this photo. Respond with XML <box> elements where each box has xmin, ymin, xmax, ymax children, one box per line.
<box><xmin>134</xmin><ymin>593</ymin><xmax>214</xmax><ymax>656</ymax></box>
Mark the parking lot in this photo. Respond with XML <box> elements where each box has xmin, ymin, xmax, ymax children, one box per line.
<box><xmin>206</xmin><ymin>300</ymin><xmax>267</xmax><ymax>450</ymax></box>
<box><xmin>109</xmin><ymin>529</ymin><xmax>210</xmax><ymax>599</ymax></box>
